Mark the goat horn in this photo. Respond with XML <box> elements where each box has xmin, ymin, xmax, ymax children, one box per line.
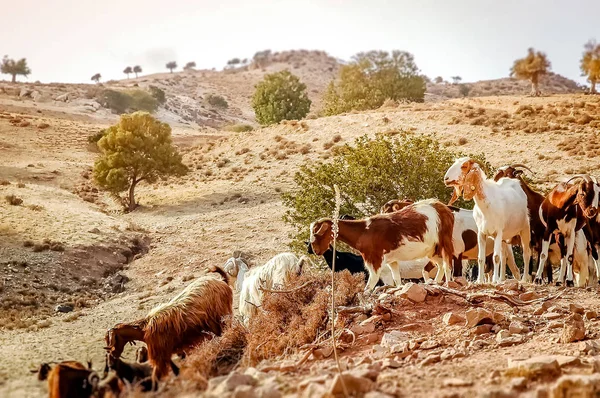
<box><xmin>509</xmin><ymin>163</ymin><xmax>535</xmax><ymax>174</ymax></box>
<box><xmin>566</xmin><ymin>174</ymin><xmax>592</xmax><ymax>184</ymax></box>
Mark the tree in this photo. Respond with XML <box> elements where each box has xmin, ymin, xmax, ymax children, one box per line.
<box><xmin>93</xmin><ymin>112</ymin><xmax>187</xmax><ymax>211</ymax></box>
<box><xmin>1</xmin><ymin>56</ymin><xmax>31</xmax><ymax>83</ymax></box>
<box><xmin>434</xmin><ymin>76</ymin><xmax>444</xmax><ymax>84</ymax></box>
<box><xmin>166</xmin><ymin>61</ymin><xmax>177</xmax><ymax>73</ymax></box>
<box><xmin>510</xmin><ymin>48</ymin><xmax>551</xmax><ymax>96</ymax></box>
<box><xmin>459</xmin><ymin>84</ymin><xmax>471</xmax><ymax>97</ymax></box>
<box><xmin>581</xmin><ymin>39</ymin><xmax>600</xmax><ymax>94</ymax></box>
<box><xmin>123</xmin><ymin>66</ymin><xmax>133</xmax><ymax>79</ymax></box>
<box><xmin>451</xmin><ymin>76</ymin><xmax>462</xmax><ymax>84</ymax></box>
<box><xmin>91</xmin><ymin>73</ymin><xmax>102</xmax><ymax>84</ymax></box>
<box><xmin>183</xmin><ymin>61</ymin><xmax>196</xmax><ymax>71</ymax></box>
<box><xmin>133</xmin><ymin>65</ymin><xmax>142</xmax><ymax>78</ymax></box>
<box><xmin>252</xmin><ymin>70</ymin><xmax>311</xmax><ymax>125</ymax></box>
<box><xmin>322</xmin><ymin>50</ymin><xmax>426</xmax><ymax>115</ymax></box>
<box><xmin>281</xmin><ymin>133</ymin><xmax>490</xmax><ymax>251</ymax></box>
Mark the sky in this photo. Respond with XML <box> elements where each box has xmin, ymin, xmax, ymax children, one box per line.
<box><xmin>1</xmin><ymin>0</ymin><xmax>598</xmax><ymax>85</ymax></box>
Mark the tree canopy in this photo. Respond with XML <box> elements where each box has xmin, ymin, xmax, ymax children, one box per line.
<box><xmin>93</xmin><ymin>112</ymin><xmax>187</xmax><ymax>211</ymax></box>
<box><xmin>123</xmin><ymin>66</ymin><xmax>133</xmax><ymax>78</ymax></box>
<box><xmin>323</xmin><ymin>50</ymin><xmax>425</xmax><ymax>115</ymax></box>
<box><xmin>510</xmin><ymin>48</ymin><xmax>551</xmax><ymax>96</ymax></box>
<box><xmin>581</xmin><ymin>39</ymin><xmax>600</xmax><ymax>94</ymax></box>
<box><xmin>183</xmin><ymin>61</ymin><xmax>196</xmax><ymax>70</ymax></box>
<box><xmin>1</xmin><ymin>56</ymin><xmax>31</xmax><ymax>83</ymax></box>
<box><xmin>133</xmin><ymin>65</ymin><xmax>142</xmax><ymax>78</ymax></box>
<box><xmin>166</xmin><ymin>61</ymin><xmax>177</xmax><ymax>72</ymax></box>
<box><xmin>91</xmin><ymin>73</ymin><xmax>102</xmax><ymax>83</ymax></box>
<box><xmin>252</xmin><ymin>70</ymin><xmax>311</xmax><ymax>125</ymax></box>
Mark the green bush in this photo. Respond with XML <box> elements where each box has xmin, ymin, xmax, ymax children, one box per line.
<box><xmin>323</xmin><ymin>50</ymin><xmax>426</xmax><ymax>116</ymax></box>
<box><xmin>149</xmin><ymin>86</ymin><xmax>166</xmax><ymax>104</ymax></box>
<box><xmin>282</xmin><ymin>133</ymin><xmax>490</xmax><ymax>251</ymax></box>
<box><xmin>98</xmin><ymin>89</ymin><xmax>158</xmax><ymax>114</ymax></box>
<box><xmin>87</xmin><ymin>129</ymin><xmax>107</xmax><ymax>144</ymax></box>
<box><xmin>252</xmin><ymin>70</ymin><xmax>311</xmax><ymax>125</ymax></box>
<box><xmin>206</xmin><ymin>94</ymin><xmax>228</xmax><ymax>109</ymax></box>
<box><xmin>224</xmin><ymin>123</ymin><xmax>254</xmax><ymax>132</ymax></box>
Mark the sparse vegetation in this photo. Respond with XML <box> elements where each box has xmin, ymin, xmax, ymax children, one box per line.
<box><xmin>166</xmin><ymin>61</ymin><xmax>178</xmax><ymax>73</ymax></box>
<box><xmin>91</xmin><ymin>73</ymin><xmax>101</xmax><ymax>84</ymax></box>
<box><xmin>224</xmin><ymin>123</ymin><xmax>253</xmax><ymax>132</ymax></box>
<box><xmin>5</xmin><ymin>194</ymin><xmax>23</xmax><ymax>206</ymax></box>
<box><xmin>97</xmin><ymin>89</ymin><xmax>158</xmax><ymax>114</ymax></box>
<box><xmin>206</xmin><ymin>94</ymin><xmax>229</xmax><ymax>109</ymax></box>
<box><xmin>123</xmin><ymin>66</ymin><xmax>132</xmax><ymax>79</ymax></box>
<box><xmin>510</xmin><ymin>48</ymin><xmax>551</xmax><ymax>96</ymax></box>
<box><xmin>323</xmin><ymin>50</ymin><xmax>426</xmax><ymax>115</ymax></box>
<box><xmin>581</xmin><ymin>39</ymin><xmax>600</xmax><ymax>94</ymax></box>
<box><xmin>149</xmin><ymin>85</ymin><xmax>166</xmax><ymax>104</ymax></box>
<box><xmin>252</xmin><ymin>70</ymin><xmax>311</xmax><ymax>125</ymax></box>
<box><xmin>183</xmin><ymin>61</ymin><xmax>196</xmax><ymax>71</ymax></box>
<box><xmin>282</xmin><ymin>133</ymin><xmax>489</xmax><ymax>249</ymax></box>
<box><xmin>451</xmin><ymin>76</ymin><xmax>462</xmax><ymax>84</ymax></box>
<box><xmin>93</xmin><ymin>112</ymin><xmax>188</xmax><ymax>211</ymax></box>
<box><xmin>1</xmin><ymin>55</ymin><xmax>31</xmax><ymax>83</ymax></box>
<box><xmin>133</xmin><ymin>65</ymin><xmax>142</xmax><ymax>78</ymax></box>
<box><xmin>459</xmin><ymin>84</ymin><xmax>471</xmax><ymax>97</ymax></box>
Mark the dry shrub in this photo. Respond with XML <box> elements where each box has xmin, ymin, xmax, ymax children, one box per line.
<box><xmin>470</xmin><ymin>116</ymin><xmax>486</xmax><ymax>126</ymax></box>
<box><xmin>180</xmin><ymin>319</ymin><xmax>248</xmax><ymax>389</ymax></box>
<box><xmin>299</xmin><ymin>144</ymin><xmax>311</xmax><ymax>155</ymax></box>
<box><xmin>380</xmin><ymin>98</ymin><xmax>398</xmax><ymax>108</ymax></box>
<box><xmin>576</xmin><ymin>113</ymin><xmax>593</xmax><ymax>125</ymax></box>
<box><xmin>5</xmin><ymin>194</ymin><xmax>23</xmax><ymax>206</ymax></box>
<box><xmin>27</xmin><ymin>204</ymin><xmax>44</xmax><ymax>211</ymax></box>
<box><xmin>38</xmin><ymin>123</ymin><xmax>50</xmax><ymax>129</ymax></box>
<box><xmin>332</xmin><ymin>134</ymin><xmax>342</xmax><ymax>143</ymax></box>
<box><xmin>235</xmin><ymin>147</ymin><xmax>250</xmax><ymax>155</ymax></box>
<box><xmin>244</xmin><ymin>270</ymin><xmax>363</xmax><ymax>365</ymax></box>
<box><xmin>0</xmin><ymin>180</ymin><xmax>9</xmax><ymax>186</ymax></box>
<box><xmin>16</xmin><ymin>182</ymin><xmax>26</xmax><ymax>188</ymax></box>
<box><xmin>457</xmin><ymin>137</ymin><xmax>468</xmax><ymax>145</ymax></box>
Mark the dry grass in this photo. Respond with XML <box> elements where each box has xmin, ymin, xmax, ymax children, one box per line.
<box><xmin>5</xmin><ymin>194</ymin><xmax>23</xmax><ymax>206</ymax></box>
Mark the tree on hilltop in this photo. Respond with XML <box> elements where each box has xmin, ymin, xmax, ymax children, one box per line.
<box><xmin>510</xmin><ymin>48</ymin><xmax>551</xmax><ymax>96</ymax></box>
<box><xmin>581</xmin><ymin>39</ymin><xmax>600</xmax><ymax>94</ymax></box>
<box><xmin>93</xmin><ymin>112</ymin><xmax>188</xmax><ymax>212</ymax></box>
<box><xmin>1</xmin><ymin>56</ymin><xmax>31</xmax><ymax>83</ymax></box>
<box><xmin>123</xmin><ymin>66</ymin><xmax>133</xmax><ymax>79</ymax></box>
<box><xmin>91</xmin><ymin>73</ymin><xmax>102</xmax><ymax>83</ymax></box>
<box><xmin>166</xmin><ymin>61</ymin><xmax>177</xmax><ymax>73</ymax></box>
<box><xmin>183</xmin><ymin>61</ymin><xmax>196</xmax><ymax>71</ymax></box>
<box><xmin>133</xmin><ymin>65</ymin><xmax>142</xmax><ymax>78</ymax></box>
<box><xmin>434</xmin><ymin>76</ymin><xmax>443</xmax><ymax>84</ymax></box>
<box><xmin>451</xmin><ymin>76</ymin><xmax>462</xmax><ymax>84</ymax></box>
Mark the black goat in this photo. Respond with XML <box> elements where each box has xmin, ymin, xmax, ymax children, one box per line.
<box><xmin>103</xmin><ymin>353</ymin><xmax>154</xmax><ymax>388</ymax></box>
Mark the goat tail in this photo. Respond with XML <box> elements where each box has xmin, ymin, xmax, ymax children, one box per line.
<box><xmin>208</xmin><ymin>265</ymin><xmax>230</xmax><ymax>286</ymax></box>
<box><xmin>37</xmin><ymin>363</ymin><xmax>52</xmax><ymax>381</ymax></box>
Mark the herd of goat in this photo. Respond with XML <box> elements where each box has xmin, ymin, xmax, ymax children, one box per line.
<box><xmin>34</xmin><ymin>157</ymin><xmax>600</xmax><ymax>397</ymax></box>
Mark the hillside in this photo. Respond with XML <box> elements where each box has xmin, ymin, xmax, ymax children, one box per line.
<box><xmin>1</xmin><ymin>92</ymin><xmax>600</xmax><ymax>397</ymax></box>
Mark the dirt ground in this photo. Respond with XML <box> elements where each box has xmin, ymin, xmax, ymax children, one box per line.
<box><xmin>1</xmin><ymin>91</ymin><xmax>600</xmax><ymax>397</ymax></box>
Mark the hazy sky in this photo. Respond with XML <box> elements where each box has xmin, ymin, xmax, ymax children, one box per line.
<box><xmin>2</xmin><ymin>0</ymin><xmax>598</xmax><ymax>84</ymax></box>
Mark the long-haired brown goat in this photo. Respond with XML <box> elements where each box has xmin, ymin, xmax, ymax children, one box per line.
<box><xmin>35</xmin><ymin>361</ymin><xmax>98</xmax><ymax>398</ymax></box>
<box><xmin>104</xmin><ymin>266</ymin><xmax>233</xmax><ymax>386</ymax></box>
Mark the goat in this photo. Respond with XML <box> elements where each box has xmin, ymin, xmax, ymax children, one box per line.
<box><xmin>96</xmin><ymin>372</ymin><xmax>125</xmax><ymax>398</ymax></box>
<box><xmin>103</xmin><ymin>353</ymin><xmax>153</xmax><ymax>387</ymax></box>
<box><xmin>538</xmin><ymin>175</ymin><xmax>599</xmax><ymax>285</ymax></box>
<box><xmin>381</xmin><ymin>198</ymin><xmax>521</xmax><ymax>281</ymax></box>
<box><xmin>222</xmin><ymin>255</ymin><xmax>249</xmax><ymax>291</ymax></box>
<box><xmin>444</xmin><ymin>157</ymin><xmax>532</xmax><ymax>283</ymax></box>
<box><xmin>310</xmin><ymin>199</ymin><xmax>454</xmax><ymax>290</ymax></box>
<box><xmin>35</xmin><ymin>361</ymin><xmax>98</xmax><ymax>398</ymax></box>
<box><xmin>104</xmin><ymin>265</ymin><xmax>233</xmax><ymax>386</ymax></box>
<box><xmin>238</xmin><ymin>252</ymin><xmax>305</xmax><ymax>323</ymax></box>
<box><xmin>135</xmin><ymin>346</ymin><xmax>148</xmax><ymax>363</ymax></box>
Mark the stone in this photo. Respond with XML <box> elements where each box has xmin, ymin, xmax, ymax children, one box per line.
<box><xmin>586</xmin><ymin>311</ymin><xmax>598</xmax><ymax>320</ymax></box>
<box><xmin>55</xmin><ymin>93</ymin><xmax>70</xmax><ymax>102</ymax></box>
<box><xmin>446</xmin><ymin>281</ymin><xmax>461</xmax><ymax>289</ymax></box>
<box><xmin>359</xmin><ymin>333</ymin><xmax>381</xmax><ymax>345</ymax></box>
<box><xmin>212</xmin><ymin>372</ymin><xmax>257</xmax><ymax>394</ymax></box>
<box><xmin>397</xmin><ymin>282</ymin><xmax>427</xmax><ymax>302</ymax></box>
<box><xmin>471</xmin><ymin>324</ymin><xmax>493</xmax><ymax>335</ymax></box>
<box><xmin>103</xmin><ymin>273</ymin><xmax>130</xmax><ymax>293</ymax></box>
<box><xmin>509</xmin><ymin>321</ymin><xmax>529</xmax><ymax>334</ymax></box>
<box><xmin>579</xmin><ymin>340</ymin><xmax>600</xmax><ymax>355</ymax></box>
<box><xmin>88</xmin><ymin>227</ymin><xmax>101</xmax><ymax>234</ymax></box>
<box><xmin>364</xmin><ymin>393</ymin><xmax>394</xmax><ymax>398</ymax></box>
<box><xmin>443</xmin><ymin>312</ymin><xmax>465</xmax><ymax>326</ymax></box>
<box><xmin>419</xmin><ymin>354</ymin><xmax>441</xmax><ymax>366</ymax></box>
<box><xmin>547</xmin><ymin>374</ymin><xmax>600</xmax><ymax>397</ymax></box>
<box><xmin>510</xmin><ymin>377</ymin><xmax>527</xmax><ymax>391</ymax></box>
<box><xmin>329</xmin><ymin>373</ymin><xmax>374</xmax><ymax>396</ymax></box>
<box><xmin>570</xmin><ymin>303</ymin><xmax>585</xmax><ymax>314</ymax></box>
<box><xmin>506</xmin><ymin>355</ymin><xmax>580</xmax><ymax>378</ymax></box>
<box><xmin>255</xmin><ymin>383</ymin><xmax>281</xmax><ymax>398</ymax></box>
<box><xmin>496</xmin><ymin>330</ymin><xmax>511</xmax><ymax>341</ymax></box>
<box><xmin>31</xmin><ymin>91</ymin><xmax>43</xmax><ymax>101</ymax></box>
<box><xmin>548</xmin><ymin>321</ymin><xmax>564</xmax><ymax>329</ymax></box>
<box><xmin>301</xmin><ymin>383</ymin><xmax>328</xmax><ymax>398</ymax></box>
<box><xmin>533</xmin><ymin>306</ymin><xmax>545</xmax><ymax>316</ymax></box>
<box><xmin>380</xmin><ymin>331</ymin><xmax>410</xmax><ymax>351</ymax></box>
<box><xmin>420</xmin><ymin>340</ymin><xmax>439</xmax><ymax>350</ymax></box>
<box><xmin>455</xmin><ymin>277</ymin><xmax>468</xmax><ymax>287</ymax></box>
<box><xmin>19</xmin><ymin>88</ymin><xmax>32</xmax><ymax>97</ymax></box>
<box><xmin>543</xmin><ymin>312</ymin><xmax>562</xmax><ymax>320</ymax></box>
<box><xmin>519</xmin><ymin>291</ymin><xmax>542</xmax><ymax>301</ymax></box>
<box><xmin>497</xmin><ymin>334</ymin><xmax>524</xmax><ymax>347</ymax></box>
<box><xmin>55</xmin><ymin>304</ymin><xmax>73</xmax><ymax>313</ymax></box>
<box><xmin>298</xmin><ymin>376</ymin><xmax>328</xmax><ymax>389</ymax></box>
<box><xmin>465</xmin><ymin>308</ymin><xmax>495</xmax><ymax>327</ymax></box>
<box><xmin>443</xmin><ymin>378</ymin><xmax>473</xmax><ymax>387</ymax></box>
<box><xmin>381</xmin><ymin>358</ymin><xmax>402</xmax><ymax>369</ymax></box>
<box><xmin>232</xmin><ymin>385</ymin><xmax>257</xmax><ymax>398</ymax></box>
<box><xmin>560</xmin><ymin>315</ymin><xmax>586</xmax><ymax>343</ymax></box>
<box><xmin>503</xmin><ymin>279</ymin><xmax>520</xmax><ymax>291</ymax></box>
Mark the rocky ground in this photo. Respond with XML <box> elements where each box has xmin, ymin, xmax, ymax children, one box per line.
<box><xmin>1</xmin><ymin>85</ymin><xmax>600</xmax><ymax>397</ymax></box>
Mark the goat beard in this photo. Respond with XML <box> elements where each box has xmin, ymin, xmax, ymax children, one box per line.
<box><xmin>448</xmin><ymin>185</ymin><xmax>463</xmax><ymax>205</ymax></box>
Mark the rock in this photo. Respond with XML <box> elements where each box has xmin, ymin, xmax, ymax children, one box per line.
<box><xmin>443</xmin><ymin>312</ymin><xmax>465</xmax><ymax>326</ymax></box>
<box><xmin>440</xmin><ymin>348</ymin><xmax>465</xmax><ymax>361</ymax></box>
<box><xmin>419</xmin><ymin>354</ymin><xmax>441</xmax><ymax>366</ymax></box>
<box><xmin>31</xmin><ymin>91</ymin><xmax>43</xmax><ymax>101</ymax></box>
<box><xmin>471</xmin><ymin>324</ymin><xmax>493</xmax><ymax>335</ymax></box>
<box><xmin>396</xmin><ymin>282</ymin><xmax>427</xmax><ymax>302</ymax></box>
<box><xmin>420</xmin><ymin>340</ymin><xmax>440</xmax><ymax>350</ymax></box>
<box><xmin>509</xmin><ymin>321</ymin><xmax>529</xmax><ymax>334</ymax></box>
<box><xmin>55</xmin><ymin>304</ymin><xmax>73</xmax><ymax>313</ymax></box>
<box><xmin>510</xmin><ymin>377</ymin><xmax>527</xmax><ymax>391</ymax></box>
<box><xmin>381</xmin><ymin>358</ymin><xmax>402</xmax><ymax>369</ymax></box>
<box><xmin>364</xmin><ymin>393</ymin><xmax>394</xmax><ymax>398</ymax></box>
<box><xmin>232</xmin><ymin>385</ymin><xmax>257</xmax><ymax>398</ymax></box>
<box><xmin>543</xmin><ymin>312</ymin><xmax>562</xmax><ymax>320</ymax></box>
<box><xmin>548</xmin><ymin>321</ymin><xmax>564</xmax><ymax>329</ymax></box>
<box><xmin>103</xmin><ymin>273</ymin><xmax>130</xmax><ymax>293</ymax></box>
<box><xmin>560</xmin><ymin>315</ymin><xmax>586</xmax><ymax>343</ymax></box>
<box><xmin>19</xmin><ymin>88</ymin><xmax>32</xmax><ymax>97</ymax></box>
<box><xmin>579</xmin><ymin>340</ymin><xmax>600</xmax><ymax>355</ymax></box>
<box><xmin>301</xmin><ymin>382</ymin><xmax>328</xmax><ymax>398</ymax></box>
<box><xmin>547</xmin><ymin>374</ymin><xmax>600</xmax><ymax>397</ymax></box>
<box><xmin>496</xmin><ymin>330</ymin><xmax>511</xmax><ymax>340</ymax></box>
<box><xmin>446</xmin><ymin>281</ymin><xmax>461</xmax><ymax>289</ymax></box>
<box><xmin>443</xmin><ymin>378</ymin><xmax>473</xmax><ymax>387</ymax></box>
<box><xmin>359</xmin><ymin>333</ymin><xmax>381</xmax><ymax>345</ymax></box>
<box><xmin>455</xmin><ymin>277</ymin><xmax>468</xmax><ymax>287</ymax></box>
<box><xmin>37</xmin><ymin>122</ymin><xmax>50</xmax><ymax>129</ymax></box>
<box><xmin>503</xmin><ymin>279</ymin><xmax>520</xmax><ymax>291</ymax></box>
<box><xmin>298</xmin><ymin>376</ymin><xmax>328</xmax><ymax>389</ymax></box>
<box><xmin>212</xmin><ymin>372</ymin><xmax>257</xmax><ymax>395</ymax></box>
<box><xmin>465</xmin><ymin>308</ymin><xmax>495</xmax><ymax>327</ymax></box>
<box><xmin>533</xmin><ymin>306</ymin><xmax>545</xmax><ymax>315</ymax></box>
<box><xmin>255</xmin><ymin>383</ymin><xmax>281</xmax><ymax>398</ymax></box>
<box><xmin>329</xmin><ymin>373</ymin><xmax>374</xmax><ymax>396</ymax></box>
<box><xmin>570</xmin><ymin>303</ymin><xmax>585</xmax><ymax>314</ymax></box>
<box><xmin>497</xmin><ymin>334</ymin><xmax>524</xmax><ymax>347</ymax></box>
<box><xmin>519</xmin><ymin>291</ymin><xmax>542</xmax><ymax>301</ymax></box>
<box><xmin>55</xmin><ymin>93</ymin><xmax>70</xmax><ymax>102</ymax></box>
<box><xmin>88</xmin><ymin>227</ymin><xmax>101</xmax><ymax>234</ymax></box>
<box><xmin>586</xmin><ymin>311</ymin><xmax>598</xmax><ymax>320</ymax></box>
<box><xmin>380</xmin><ymin>331</ymin><xmax>410</xmax><ymax>352</ymax></box>
<box><xmin>506</xmin><ymin>355</ymin><xmax>580</xmax><ymax>378</ymax></box>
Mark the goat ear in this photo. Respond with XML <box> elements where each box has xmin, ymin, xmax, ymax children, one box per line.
<box><xmin>314</xmin><ymin>222</ymin><xmax>328</xmax><ymax>236</ymax></box>
<box><xmin>514</xmin><ymin>169</ymin><xmax>523</xmax><ymax>176</ymax></box>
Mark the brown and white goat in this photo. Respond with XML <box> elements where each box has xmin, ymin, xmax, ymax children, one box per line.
<box><xmin>104</xmin><ymin>266</ymin><xmax>233</xmax><ymax>386</ymax></box>
<box><xmin>538</xmin><ymin>175</ymin><xmax>599</xmax><ymax>285</ymax></box>
<box><xmin>310</xmin><ymin>199</ymin><xmax>454</xmax><ymax>290</ymax></box>
<box><xmin>35</xmin><ymin>361</ymin><xmax>98</xmax><ymax>398</ymax></box>
<box><xmin>444</xmin><ymin>158</ymin><xmax>532</xmax><ymax>283</ymax></box>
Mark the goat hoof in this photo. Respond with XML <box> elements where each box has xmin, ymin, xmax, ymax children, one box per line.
<box><xmin>566</xmin><ymin>280</ymin><xmax>574</xmax><ymax>287</ymax></box>
<box><xmin>555</xmin><ymin>281</ymin><xmax>562</xmax><ymax>287</ymax></box>
<box><xmin>534</xmin><ymin>278</ymin><xmax>543</xmax><ymax>285</ymax></box>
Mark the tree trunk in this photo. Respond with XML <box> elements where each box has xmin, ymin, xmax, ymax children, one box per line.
<box><xmin>128</xmin><ymin>179</ymin><xmax>139</xmax><ymax>212</ymax></box>
<box><xmin>11</xmin><ymin>74</ymin><xmax>16</xmax><ymax>83</ymax></box>
<box><xmin>592</xmin><ymin>80</ymin><xmax>597</xmax><ymax>94</ymax></box>
<box><xmin>135</xmin><ymin>73</ymin><xmax>138</xmax><ymax>78</ymax></box>
<box><xmin>530</xmin><ymin>73</ymin><xmax>540</xmax><ymax>96</ymax></box>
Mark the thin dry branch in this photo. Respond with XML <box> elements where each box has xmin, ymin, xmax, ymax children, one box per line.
<box><xmin>258</xmin><ymin>281</ymin><xmax>314</xmax><ymax>294</ymax></box>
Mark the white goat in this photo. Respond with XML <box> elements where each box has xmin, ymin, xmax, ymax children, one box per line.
<box><xmin>444</xmin><ymin>158</ymin><xmax>532</xmax><ymax>283</ymax></box>
<box><xmin>238</xmin><ymin>252</ymin><xmax>305</xmax><ymax>323</ymax></box>
<box><xmin>222</xmin><ymin>256</ymin><xmax>249</xmax><ymax>291</ymax></box>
